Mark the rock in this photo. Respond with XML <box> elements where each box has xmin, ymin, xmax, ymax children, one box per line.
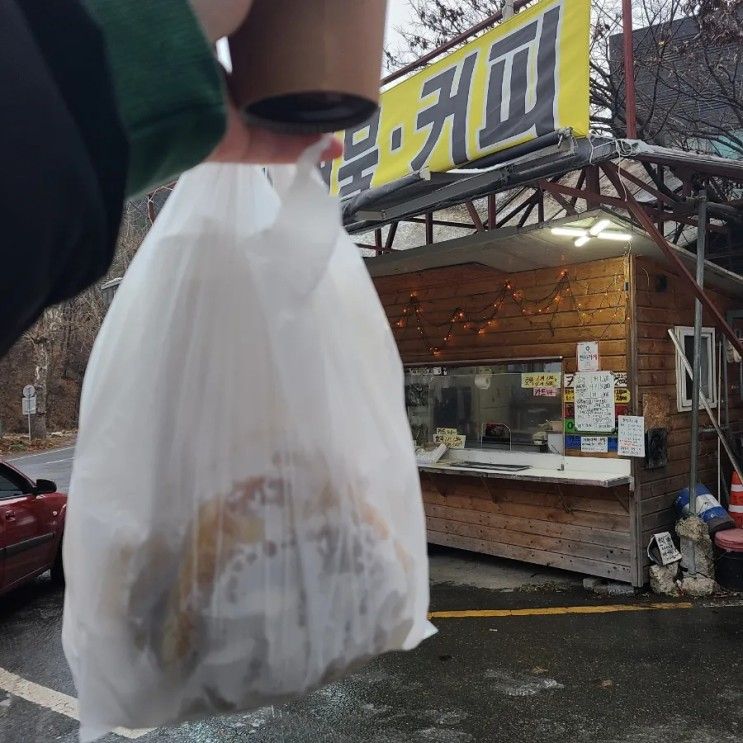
<box><xmin>678</xmin><ymin>574</ymin><xmax>717</xmax><ymax>597</ymax></box>
<box><xmin>583</xmin><ymin>577</ymin><xmax>635</xmax><ymax>596</ymax></box>
<box><xmin>676</xmin><ymin>515</ymin><xmax>715</xmax><ymax>580</ymax></box>
<box><xmin>606</xmin><ymin>582</ymin><xmax>636</xmax><ymax>596</ymax></box>
<box><xmin>650</xmin><ymin>563</ymin><xmax>681</xmax><ymax>596</ymax></box>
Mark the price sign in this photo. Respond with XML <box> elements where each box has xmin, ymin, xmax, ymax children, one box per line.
<box><xmin>618</xmin><ymin>415</ymin><xmax>646</xmax><ymax>457</ymax></box>
<box><xmin>573</xmin><ymin>372</ymin><xmax>615</xmax><ymax>432</ymax></box>
<box><xmin>577</xmin><ymin>341</ymin><xmax>599</xmax><ymax>371</ymax></box>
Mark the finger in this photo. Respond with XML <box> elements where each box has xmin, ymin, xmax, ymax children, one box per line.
<box><xmin>246</xmin><ymin>128</ymin><xmax>343</xmax><ymax>164</ymax></box>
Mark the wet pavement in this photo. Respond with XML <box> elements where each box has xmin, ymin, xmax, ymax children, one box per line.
<box><xmin>2</xmin><ymin>449</ymin><xmax>743</xmax><ymax>742</ymax></box>
<box><xmin>2</xmin><ymin>565</ymin><xmax>743</xmax><ymax>743</ymax></box>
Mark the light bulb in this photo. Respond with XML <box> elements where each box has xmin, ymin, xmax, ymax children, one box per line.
<box><xmin>589</xmin><ymin>219</ymin><xmax>612</xmax><ymax>236</ymax></box>
<box><xmin>552</xmin><ymin>227</ymin><xmax>588</xmax><ymax>238</ymax></box>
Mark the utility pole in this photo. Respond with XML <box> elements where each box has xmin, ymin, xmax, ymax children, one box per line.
<box><xmin>621</xmin><ymin>0</ymin><xmax>638</xmax><ymax>138</ymax></box>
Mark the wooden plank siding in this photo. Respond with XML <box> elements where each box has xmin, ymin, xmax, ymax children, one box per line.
<box><xmin>634</xmin><ymin>256</ymin><xmax>743</xmax><ymax>582</ymax></box>
<box><xmin>373</xmin><ymin>258</ymin><xmax>637</xmax><ymax>583</ymax></box>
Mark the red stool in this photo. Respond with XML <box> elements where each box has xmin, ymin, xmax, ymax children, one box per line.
<box><xmin>714</xmin><ymin>528</ymin><xmax>743</xmax><ymax>591</ymax></box>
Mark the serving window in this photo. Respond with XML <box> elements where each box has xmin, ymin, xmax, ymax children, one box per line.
<box><xmin>405</xmin><ymin>359</ymin><xmax>564</xmax><ymax>454</ymax></box>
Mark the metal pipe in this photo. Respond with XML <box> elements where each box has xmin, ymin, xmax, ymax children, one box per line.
<box><xmin>621</xmin><ymin>0</ymin><xmax>638</xmax><ymax>138</ymax></box>
<box><xmin>688</xmin><ymin>193</ymin><xmax>707</xmax><ymax>514</ymax></box>
<box><xmin>382</xmin><ymin>0</ymin><xmax>532</xmax><ymax>86</ymax></box>
<box><xmin>614</xmin><ymin>165</ymin><xmax>743</xmax><ymax>360</ymax></box>
<box><xmin>668</xmin><ymin>330</ymin><xmax>743</xmax><ymax>487</ymax></box>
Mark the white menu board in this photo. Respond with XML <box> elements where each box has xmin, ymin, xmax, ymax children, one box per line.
<box><xmin>577</xmin><ymin>341</ymin><xmax>600</xmax><ymax>372</ymax></box>
<box><xmin>618</xmin><ymin>415</ymin><xmax>646</xmax><ymax>457</ymax></box>
<box><xmin>573</xmin><ymin>372</ymin><xmax>615</xmax><ymax>432</ymax></box>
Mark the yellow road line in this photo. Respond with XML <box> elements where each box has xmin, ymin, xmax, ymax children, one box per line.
<box><xmin>428</xmin><ymin>602</ymin><xmax>694</xmax><ymax>619</ymax></box>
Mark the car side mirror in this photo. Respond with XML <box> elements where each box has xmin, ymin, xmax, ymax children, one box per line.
<box><xmin>33</xmin><ymin>478</ymin><xmax>57</xmax><ymax>495</ymax></box>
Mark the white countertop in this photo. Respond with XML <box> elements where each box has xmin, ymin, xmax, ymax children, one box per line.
<box><xmin>417</xmin><ymin>449</ymin><xmax>632</xmax><ymax>489</ymax></box>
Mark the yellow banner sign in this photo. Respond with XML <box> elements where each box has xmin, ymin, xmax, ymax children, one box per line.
<box><xmin>323</xmin><ymin>0</ymin><xmax>589</xmax><ymax>197</ymax></box>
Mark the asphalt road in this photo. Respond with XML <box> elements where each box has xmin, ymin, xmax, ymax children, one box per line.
<box><xmin>2</xmin><ymin>449</ymin><xmax>743</xmax><ymax>743</ymax></box>
<box><xmin>6</xmin><ymin>446</ymin><xmax>75</xmax><ymax>492</ymax></box>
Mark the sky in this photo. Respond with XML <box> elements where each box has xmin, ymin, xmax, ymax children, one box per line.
<box><xmin>385</xmin><ymin>0</ymin><xmax>416</xmax><ymax>53</ymax></box>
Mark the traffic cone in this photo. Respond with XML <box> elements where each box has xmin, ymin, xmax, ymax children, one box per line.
<box><xmin>730</xmin><ymin>472</ymin><xmax>743</xmax><ymax>528</ymax></box>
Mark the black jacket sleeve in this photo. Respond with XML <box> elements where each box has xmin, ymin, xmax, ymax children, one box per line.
<box><xmin>0</xmin><ymin>0</ymin><xmax>128</xmax><ymax>358</ymax></box>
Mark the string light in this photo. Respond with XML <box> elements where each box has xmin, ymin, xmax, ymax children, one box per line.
<box><xmin>392</xmin><ymin>273</ymin><xmax>573</xmax><ymax>357</ymax></box>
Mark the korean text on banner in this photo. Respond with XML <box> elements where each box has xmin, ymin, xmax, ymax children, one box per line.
<box><xmin>323</xmin><ymin>0</ymin><xmax>590</xmax><ymax>197</ymax></box>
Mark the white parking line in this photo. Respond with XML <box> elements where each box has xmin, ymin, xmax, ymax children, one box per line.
<box><xmin>43</xmin><ymin>457</ymin><xmax>74</xmax><ymax>465</ymax></box>
<box><xmin>0</xmin><ymin>667</ymin><xmax>153</xmax><ymax>739</ymax></box>
<box><xmin>5</xmin><ymin>446</ymin><xmax>75</xmax><ymax>462</ymax></box>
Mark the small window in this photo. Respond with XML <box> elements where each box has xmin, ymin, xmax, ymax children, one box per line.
<box><xmin>0</xmin><ymin>472</ymin><xmax>24</xmax><ymax>498</ymax></box>
<box><xmin>674</xmin><ymin>326</ymin><xmax>717</xmax><ymax>412</ymax></box>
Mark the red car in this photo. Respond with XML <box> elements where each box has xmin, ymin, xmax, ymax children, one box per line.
<box><xmin>0</xmin><ymin>459</ymin><xmax>66</xmax><ymax>595</ymax></box>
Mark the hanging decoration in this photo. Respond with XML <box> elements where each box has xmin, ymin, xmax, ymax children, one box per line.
<box><xmin>393</xmin><ymin>267</ymin><xmax>628</xmax><ymax>357</ymax></box>
<box><xmin>394</xmin><ymin>271</ymin><xmax>571</xmax><ymax>356</ymax></box>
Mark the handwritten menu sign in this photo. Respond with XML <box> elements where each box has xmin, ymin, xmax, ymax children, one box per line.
<box><xmin>618</xmin><ymin>415</ymin><xmax>646</xmax><ymax>457</ymax></box>
<box><xmin>573</xmin><ymin>372</ymin><xmax>615</xmax><ymax>432</ymax></box>
<box><xmin>580</xmin><ymin>436</ymin><xmax>609</xmax><ymax>453</ymax></box>
<box><xmin>433</xmin><ymin>428</ymin><xmax>466</xmax><ymax>449</ymax></box>
<box><xmin>577</xmin><ymin>341</ymin><xmax>600</xmax><ymax>372</ymax></box>
<box><xmin>521</xmin><ymin>372</ymin><xmax>561</xmax><ymax>389</ymax></box>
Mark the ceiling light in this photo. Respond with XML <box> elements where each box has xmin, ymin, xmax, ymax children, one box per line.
<box><xmin>574</xmin><ymin>236</ymin><xmax>590</xmax><ymax>247</ymax></box>
<box><xmin>589</xmin><ymin>219</ymin><xmax>612</xmax><ymax>236</ymax></box>
<box><xmin>551</xmin><ymin>227</ymin><xmax>588</xmax><ymax>237</ymax></box>
<box><xmin>596</xmin><ymin>231</ymin><xmax>632</xmax><ymax>241</ymax></box>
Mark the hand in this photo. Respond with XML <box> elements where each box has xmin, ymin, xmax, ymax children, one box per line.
<box><xmin>208</xmin><ymin>101</ymin><xmax>343</xmax><ymax>165</ymax></box>
<box><xmin>189</xmin><ymin>0</ymin><xmax>255</xmax><ymax>43</ymax></box>
<box><xmin>189</xmin><ymin>1</ymin><xmax>344</xmax><ymax>165</ymax></box>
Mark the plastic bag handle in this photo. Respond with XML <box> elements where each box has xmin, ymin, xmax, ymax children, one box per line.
<box><xmin>266</xmin><ymin>137</ymin><xmax>341</xmax><ymax>299</ymax></box>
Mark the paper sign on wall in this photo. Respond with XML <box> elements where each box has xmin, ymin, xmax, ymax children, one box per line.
<box><xmin>534</xmin><ymin>387</ymin><xmax>560</xmax><ymax>397</ymax></box>
<box><xmin>577</xmin><ymin>341</ymin><xmax>599</xmax><ymax>371</ymax></box>
<box><xmin>618</xmin><ymin>415</ymin><xmax>646</xmax><ymax>457</ymax></box>
<box><xmin>580</xmin><ymin>436</ymin><xmax>609</xmax><ymax>453</ymax></box>
<box><xmin>573</xmin><ymin>371</ymin><xmax>615</xmax><ymax>432</ymax></box>
<box><xmin>522</xmin><ymin>372</ymin><xmax>561</xmax><ymax>389</ymax></box>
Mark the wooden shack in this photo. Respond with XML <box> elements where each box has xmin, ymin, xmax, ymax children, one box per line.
<box><xmin>369</xmin><ymin>224</ymin><xmax>743</xmax><ymax>586</ymax></box>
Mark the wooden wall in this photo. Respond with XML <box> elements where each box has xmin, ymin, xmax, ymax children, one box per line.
<box><xmin>633</xmin><ymin>257</ymin><xmax>743</xmax><ymax>578</ymax></box>
<box><xmin>374</xmin><ymin>258</ymin><xmax>629</xmax><ymax>371</ymax></box>
<box><xmin>374</xmin><ymin>258</ymin><xmax>636</xmax><ymax>583</ymax></box>
<box><xmin>423</xmin><ymin>476</ymin><xmax>633</xmax><ymax>582</ymax></box>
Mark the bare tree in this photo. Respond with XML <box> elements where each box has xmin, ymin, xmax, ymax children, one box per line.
<box><xmin>19</xmin><ymin>198</ymin><xmax>152</xmax><ymax>438</ymax></box>
<box><xmin>386</xmin><ymin>0</ymin><xmax>742</xmax><ymax>154</ymax></box>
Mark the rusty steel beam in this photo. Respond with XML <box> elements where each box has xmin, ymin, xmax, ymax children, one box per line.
<box><xmin>487</xmin><ymin>193</ymin><xmax>497</xmax><ymax>228</ymax></box>
<box><xmin>465</xmin><ymin>201</ymin><xmax>486</xmax><ymax>231</ymax></box>
<box><xmin>539</xmin><ymin>180</ymin><xmax>627</xmax><ymax>209</ymax></box>
<box><xmin>600</xmin><ymin>165</ymin><xmax>679</xmax><ymax>206</ymax></box>
<box><xmin>537</xmin><ymin>179</ymin><xmax>577</xmax><ymax>215</ymax></box>
<box><xmin>408</xmin><ymin>216</ymin><xmax>477</xmax><ymax>228</ymax></box>
<box><xmin>517</xmin><ymin>193</ymin><xmax>539</xmax><ymax>227</ymax></box>
<box><xmin>606</xmin><ymin>171</ymin><xmax>743</xmax><ymax>358</ymax></box>
<box><xmin>384</xmin><ymin>221</ymin><xmax>398</xmax><ymax>251</ymax></box>
<box><xmin>570</xmin><ymin>170</ymin><xmax>586</xmax><ymax>210</ymax></box>
<box><xmin>374</xmin><ymin>228</ymin><xmax>383</xmax><ymax>252</ymax></box>
<box><xmin>495</xmin><ymin>191</ymin><xmax>539</xmax><ymax>228</ymax></box>
<box><xmin>425</xmin><ymin>211</ymin><xmax>434</xmax><ymax>245</ymax></box>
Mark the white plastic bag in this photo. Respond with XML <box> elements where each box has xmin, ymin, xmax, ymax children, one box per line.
<box><xmin>62</xmin><ymin>148</ymin><xmax>434</xmax><ymax>741</ymax></box>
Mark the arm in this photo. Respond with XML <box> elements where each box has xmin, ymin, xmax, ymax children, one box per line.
<box><xmin>0</xmin><ymin>0</ymin><xmax>126</xmax><ymax>357</ymax></box>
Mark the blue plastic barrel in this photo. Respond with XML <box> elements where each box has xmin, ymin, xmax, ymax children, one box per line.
<box><xmin>675</xmin><ymin>483</ymin><xmax>735</xmax><ymax>534</ymax></box>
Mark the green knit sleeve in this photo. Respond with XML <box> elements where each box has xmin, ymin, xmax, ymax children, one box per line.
<box><xmin>84</xmin><ymin>0</ymin><xmax>227</xmax><ymax>197</ymax></box>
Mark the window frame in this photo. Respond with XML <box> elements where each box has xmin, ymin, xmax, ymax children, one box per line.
<box><xmin>673</xmin><ymin>325</ymin><xmax>717</xmax><ymax>412</ymax></box>
<box><xmin>0</xmin><ymin>463</ymin><xmax>33</xmax><ymax>499</ymax></box>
